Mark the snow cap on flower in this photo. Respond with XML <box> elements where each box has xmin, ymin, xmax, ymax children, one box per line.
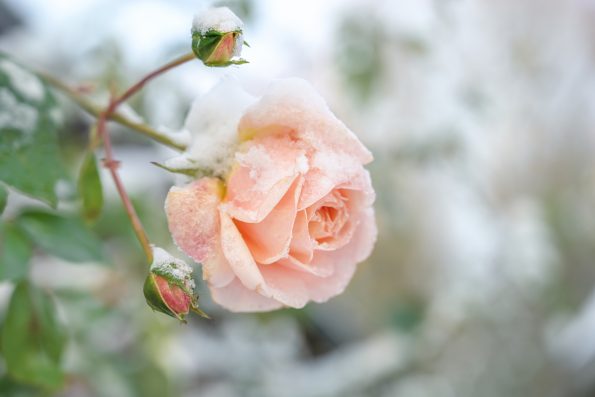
<box><xmin>143</xmin><ymin>246</ymin><xmax>209</xmax><ymax>321</ymax></box>
<box><xmin>191</xmin><ymin>7</ymin><xmax>246</xmax><ymax>67</ymax></box>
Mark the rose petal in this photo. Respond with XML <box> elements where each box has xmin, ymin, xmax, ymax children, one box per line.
<box><xmin>238</xmin><ymin>78</ymin><xmax>373</xmax><ymax>164</ymax></box>
<box><xmin>219</xmin><ymin>211</ymin><xmax>267</xmax><ymax>292</ymax></box>
<box><xmin>202</xmin><ymin>240</ymin><xmax>235</xmax><ymax>288</ymax></box>
<box><xmin>235</xmin><ymin>177</ymin><xmax>303</xmax><ymax>264</ymax></box>
<box><xmin>299</xmin><ymin>153</ymin><xmax>373</xmax><ymax>210</ymax></box>
<box><xmin>165</xmin><ymin>178</ymin><xmax>223</xmax><ymax>263</ymax></box>
<box><xmin>259</xmin><ymin>265</ymin><xmax>309</xmax><ymax>309</ymax></box>
<box><xmin>210</xmin><ymin>278</ymin><xmax>283</xmax><ymax>312</ymax></box>
<box><xmin>223</xmin><ymin>135</ymin><xmax>306</xmax><ymax>222</ymax></box>
<box><xmin>305</xmin><ymin>206</ymin><xmax>377</xmax><ymax>303</ymax></box>
<box><xmin>277</xmin><ymin>255</ymin><xmax>333</xmax><ymax>277</ymax></box>
<box><xmin>288</xmin><ymin>210</ymin><xmax>313</xmax><ymax>263</ymax></box>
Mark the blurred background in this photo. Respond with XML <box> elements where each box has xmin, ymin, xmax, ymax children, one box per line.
<box><xmin>1</xmin><ymin>0</ymin><xmax>595</xmax><ymax>396</ymax></box>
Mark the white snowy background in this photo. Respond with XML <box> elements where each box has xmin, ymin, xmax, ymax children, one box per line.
<box><xmin>1</xmin><ymin>0</ymin><xmax>595</xmax><ymax>396</ymax></box>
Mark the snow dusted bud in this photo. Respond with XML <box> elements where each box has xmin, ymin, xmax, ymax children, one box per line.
<box><xmin>191</xmin><ymin>7</ymin><xmax>247</xmax><ymax>67</ymax></box>
<box><xmin>143</xmin><ymin>246</ymin><xmax>209</xmax><ymax>321</ymax></box>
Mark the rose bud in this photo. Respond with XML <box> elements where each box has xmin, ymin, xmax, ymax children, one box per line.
<box><xmin>191</xmin><ymin>7</ymin><xmax>247</xmax><ymax>67</ymax></box>
<box><xmin>143</xmin><ymin>246</ymin><xmax>209</xmax><ymax>321</ymax></box>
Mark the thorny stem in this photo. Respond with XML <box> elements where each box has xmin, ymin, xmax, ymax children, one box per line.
<box><xmin>91</xmin><ymin>52</ymin><xmax>196</xmax><ymax>264</ymax></box>
<box><xmin>96</xmin><ymin>110</ymin><xmax>154</xmax><ymax>262</ymax></box>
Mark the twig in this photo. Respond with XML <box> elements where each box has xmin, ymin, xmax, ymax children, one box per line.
<box><xmin>40</xmin><ymin>72</ymin><xmax>187</xmax><ymax>151</ymax></box>
<box><xmin>94</xmin><ymin>52</ymin><xmax>196</xmax><ymax>263</ymax></box>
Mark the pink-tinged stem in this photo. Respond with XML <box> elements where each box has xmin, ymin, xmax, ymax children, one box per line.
<box><xmin>97</xmin><ymin>52</ymin><xmax>196</xmax><ymax>264</ymax></box>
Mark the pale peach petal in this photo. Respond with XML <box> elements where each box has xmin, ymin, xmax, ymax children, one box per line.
<box><xmin>277</xmin><ymin>255</ymin><xmax>333</xmax><ymax>277</ymax></box>
<box><xmin>222</xmin><ymin>135</ymin><xmax>306</xmax><ymax>222</ymax></box>
<box><xmin>249</xmin><ymin>207</ymin><xmax>376</xmax><ymax>308</ymax></box>
<box><xmin>165</xmin><ymin>178</ymin><xmax>223</xmax><ymax>263</ymax></box>
<box><xmin>288</xmin><ymin>210</ymin><xmax>313</xmax><ymax>263</ymax></box>
<box><xmin>299</xmin><ymin>153</ymin><xmax>372</xmax><ymax>210</ymax></box>
<box><xmin>210</xmin><ymin>278</ymin><xmax>283</xmax><ymax>312</ymax></box>
<box><xmin>238</xmin><ymin>78</ymin><xmax>373</xmax><ymax>164</ymax></box>
<box><xmin>259</xmin><ymin>265</ymin><xmax>309</xmax><ymax>309</ymax></box>
<box><xmin>235</xmin><ymin>177</ymin><xmax>303</xmax><ymax>264</ymax></box>
<box><xmin>219</xmin><ymin>211</ymin><xmax>267</xmax><ymax>291</ymax></box>
<box><xmin>201</xmin><ymin>240</ymin><xmax>235</xmax><ymax>288</ymax></box>
<box><xmin>304</xmin><ymin>207</ymin><xmax>377</xmax><ymax>303</ymax></box>
<box><xmin>339</xmin><ymin>168</ymin><xmax>376</xmax><ymax>207</ymax></box>
<box><xmin>309</xmin><ymin>188</ymin><xmax>371</xmax><ymax>252</ymax></box>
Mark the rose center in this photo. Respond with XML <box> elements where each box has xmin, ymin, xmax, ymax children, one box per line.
<box><xmin>308</xmin><ymin>190</ymin><xmax>349</xmax><ymax>246</ymax></box>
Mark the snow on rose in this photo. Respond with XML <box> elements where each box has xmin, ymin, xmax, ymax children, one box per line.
<box><xmin>165</xmin><ymin>78</ymin><xmax>376</xmax><ymax>312</ymax></box>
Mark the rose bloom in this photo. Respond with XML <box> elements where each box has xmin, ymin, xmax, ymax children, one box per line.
<box><xmin>165</xmin><ymin>79</ymin><xmax>376</xmax><ymax>312</ymax></box>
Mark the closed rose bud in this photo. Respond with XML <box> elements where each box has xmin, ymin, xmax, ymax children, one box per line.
<box><xmin>143</xmin><ymin>246</ymin><xmax>209</xmax><ymax>321</ymax></box>
<box><xmin>191</xmin><ymin>7</ymin><xmax>247</xmax><ymax>67</ymax></box>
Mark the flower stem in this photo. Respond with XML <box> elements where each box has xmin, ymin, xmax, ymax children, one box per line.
<box><xmin>86</xmin><ymin>52</ymin><xmax>196</xmax><ymax>264</ymax></box>
<box><xmin>39</xmin><ymin>72</ymin><xmax>187</xmax><ymax>151</ymax></box>
<box><xmin>111</xmin><ymin>52</ymin><xmax>196</xmax><ymax>107</ymax></box>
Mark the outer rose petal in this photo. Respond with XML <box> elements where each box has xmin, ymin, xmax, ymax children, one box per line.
<box><xmin>202</xmin><ymin>240</ymin><xmax>235</xmax><ymax>288</ymax></box>
<box><xmin>219</xmin><ymin>211</ymin><xmax>267</xmax><ymax>292</ymax></box>
<box><xmin>165</xmin><ymin>178</ymin><xmax>223</xmax><ymax>263</ymax></box>
<box><xmin>238</xmin><ymin>78</ymin><xmax>373</xmax><ymax>165</ymax></box>
<box><xmin>210</xmin><ymin>278</ymin><xmax>283</xmax><ymax>312</ymax></box>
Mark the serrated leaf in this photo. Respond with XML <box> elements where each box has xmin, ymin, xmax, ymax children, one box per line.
<box><xmin>0</xmin><ymin>52</ymin><xmax>67</xmax><ymax>207</ymax></box>
<box><xmin>17</xmin><ymin>209</ymin><xmax>105</xmax><ymax>263</ymax></box>
<box><xmin>0</xmin><ymin>184</ymin><xmax>7</xmax><ymax>214</ymax></box>
<box><xmin>0</xmin><ymin>222</ymin><xmax>32</xmax><ymax>281</ymax></box>
<box><xmin>1</xmin><ymin>281</ymin><xmax>66</xmax><ymax>391</ymax></box>
<box><xmin>77</xmin><ymin>152</ymin><xmax>103</xmax><ymax>221</ymax></box>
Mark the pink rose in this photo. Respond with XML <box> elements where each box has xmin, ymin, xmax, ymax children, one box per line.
<box><xmin>165</xmin><ymin>79</ymin><xmax>376</xmax><ymax>312</ymax></box>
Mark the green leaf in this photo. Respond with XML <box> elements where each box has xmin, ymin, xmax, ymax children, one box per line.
<box><xmin>1</xmin><ymin>281</ymin><xmax>66</xmax><ymax>391</ymax></box>
<box><xmin>17</xmin><ymin>209</ymin><xmax>105</xmax><ymax>263</ymax></box>
<box><xmin>0</xmin><ymin>376</ymin><xmax>43</xmax><ymax>397</ymax></box>
<box><xmin>0</xmin><ymin>52</ymin><xmax>67</xmax><ymax>207</ymax></box>
<box><xmin>77</xmin><ymin>152</ymin><xmax>103</xmax><ymax>221</ymax></box>
<box><xmin>0</xmin><ymin>223</ymin><xmax>32</xmax><ymax>281</ymax></box>
<box><xmin>0</xmin><ymin>184</ymin><xmax>7</xmax><ymax>214</ymax></box>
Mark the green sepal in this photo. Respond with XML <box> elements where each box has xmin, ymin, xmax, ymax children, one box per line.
<box><xmin>191</xmin><ymin>30</ymin><xmax>245</xmax><ymax>67</ymax></box>
<box><xmin>208</xmin><ymin>59</ymin><xmax>249</xmax><ymax>68</ymax></box>
<box><xmin>191</xmin><ymin>305</ymin><xmax>211</xmax><ymax>319</ymax></box>
<box><xmin>150</xmin><ymin>161</ymin><xmax>202</xmax><ymax>177</ymax></box>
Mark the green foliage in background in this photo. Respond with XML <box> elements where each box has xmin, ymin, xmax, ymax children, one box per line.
<box><xmin>0</xmin><ymin>53</ymin><xmax>66</xmax><ymax>207</ymax></box>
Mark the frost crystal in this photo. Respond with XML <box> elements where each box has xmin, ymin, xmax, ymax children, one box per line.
<box><xmin>192</xmin><ymin>7</ymin><xmax>243</xmax><ymax>34</ymax></box>
<box><xmin>0</xmin><ymin>60</ymin><xmax>44</xmax><ymax>102</ymax></box>
<box><xmin>151</xmin><ymin>246</ymin><xmax>195</xmax><ymax>290</ymax></box>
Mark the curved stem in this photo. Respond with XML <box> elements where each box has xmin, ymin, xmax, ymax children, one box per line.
<box><xmin>42</xmin><ymin>52</ymin><xmax>198</xmax><ymax>264</ymax></box>
<box><xmin>40</xmin><ymin>73</ymin><xmax>186</xmax><ymax>151</ymax></box>
<box><xmin>112</xmin><ymin>52</ymin><xmax>195</xmax><ymax>107</ymax></box>
<box><xmin>96</xmin><ymin>111</ymin><xmax>154</xmax><ymax>263</ymax></box>
<box><xmin>94</xmin><ymin>52</ymin><xmax>196</xmax><ymax>264</ymax></box>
